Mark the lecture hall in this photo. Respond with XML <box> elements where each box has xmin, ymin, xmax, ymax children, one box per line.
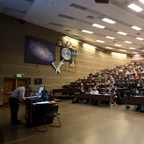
<box><xmin>1</xmin><ymin>0</ymin><xmax>144</xmax><ymax>144</ymax></box>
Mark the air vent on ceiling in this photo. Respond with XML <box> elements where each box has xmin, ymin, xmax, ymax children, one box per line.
<box><xmin>49</xmin><ymin>22</ymin><xmax>63</xmax><ymax>27</ymax></box>
<box><xmin>136</xmin><ymin>33</ymin><xmax>141</xmax><ymax>35</ymax></box>
<box><xmin>65</xmin><ymin>30</ymin><xmax>71</xmax><ymax>32</ymax></box>
<box><xmin>86</xmin><ymin>15</ymin><xmax>95</xmax><ymax>19</ymax></box>
<box><xmin>72</xmin><ymin>35</ymin><xmax>81</xmax><ymax>38</ymax></box>
<box><xmin>58</xmin><ymin>14</ymin><xmax>74</xmax><ymax>19</ymax></box>
<box><xmin>70</xmin><ymin>3</ymin><xmax>87</xmax><ymax>10</ymax></box>
<box><xmin>5</xmin><ymin>7</ymin><xmax>26</xmax><ymax>14</ymax></box>
<box><xmin>113</xmin><ymin>41</ymin><xmax>116</xmax><ymax>42</ymax></box>
<box><xmin>24</xmin><ymin>0</ymin><xmax>35</xmax><ymax>2</ymax></box>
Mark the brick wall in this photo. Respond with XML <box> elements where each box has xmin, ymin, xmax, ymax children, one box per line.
<box><xmin>0</xmin><ymin>13</ymin><xmax>131</xmax><ymax>105</ymax></box>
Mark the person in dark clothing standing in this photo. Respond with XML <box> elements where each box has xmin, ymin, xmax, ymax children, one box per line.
<box><xmin>9</xmin><ymin>85</ymin><xmax>31</xmax><ymax>125</ymax></box>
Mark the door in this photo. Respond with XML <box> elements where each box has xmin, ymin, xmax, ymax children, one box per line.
<box><xmin>17</xmin><ymin>79</ymin><xmax>29</xmax><ymax>98</ymax></box>
<box><xmin>3</xmin><ymin>79</ymin><xmax>15</xmax><ymax>104</ymax></box>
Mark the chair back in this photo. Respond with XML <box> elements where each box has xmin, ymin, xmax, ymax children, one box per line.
<box><xmin>45</xmin><ymin>105</ymin><xmax>59</xmax><ymax>117</ymax></box>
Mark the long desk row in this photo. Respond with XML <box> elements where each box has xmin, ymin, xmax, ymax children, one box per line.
<box><xmin>74</xmin><ymin>94</ymin><xmax>114</xmax><ymax>107</ymax></box>
<box><xmin>124</xmin><ymin>96</ymin><xmax>144</xmax><ymax>109</ymax></box>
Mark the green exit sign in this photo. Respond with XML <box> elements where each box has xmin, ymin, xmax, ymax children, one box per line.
<box><xmin>16</xmin><ymin>74</ymin><xmax>22</xmax><ymax>77</ymax></box>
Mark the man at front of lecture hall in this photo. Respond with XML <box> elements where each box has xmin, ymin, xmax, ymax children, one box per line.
<box><xmin>9</xmin><ymin>85</ymin><xmax>31</xmax><ymax>125</ymax></box>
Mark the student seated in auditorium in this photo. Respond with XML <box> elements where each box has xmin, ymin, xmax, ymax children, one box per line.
<box><xmin>135</xmin><ymin>73</ymin><xmax>139</xmax><ymax>79</ymax></box>
<box><xmin>80</xmin><ymin>86</ymin><xmax>87</xmax><ymax>94</ymax></box>
<box><xmin>110</xmin><ymin>77</ymin><xmax>115</xmax><ymax>84</ymax></box>
<box><xmin>137</xmin><ymin>78</ymin><xmax>143</xmax><ymax>88</ymax></box>
<box><xmin>100</xmin><ymin>70</ymin><xmax>103</xmax><ymax>74</ymax></box>
<box><xmin>111</xmin><ymin>86</ymin><xmax>121</xmax><ymax>105</ymax></box>
<box><xmin>87</xmin><ymin>87</ymin><xmax>93</xmax><ymax>94</ymax></box>
<box><xmin>108</xmin><ymin>87</ymin><xmax>114</xmax><ymax>95</ymax></box>
<box><xmin>80</xmin><ymin>83</ymin><xmax>84</xmax><ymax>87</ymax></box>
<box><xmin>137</xmin><ymin>70</ymin><xmax>141</xmax><ymax>77</ymax></box>
<box><xmin>77</xmin><ymin>80</ymin><xmax>82</xmax><ymax>85</ymax></box>
<box><xmin>125</xmin><ymin>78</ymin><xmax>129</xmax><ymax>84</ymax></box>
<box><xmin>109</xmin><ymin>83</ymin><xmax>114</xmax><ymax>88</ymax></box>
<box><xmin>115</xmin><ymin>73</ymin><xmax>119</xmax><ymax>78</ymax></box>
<box><xmin>98</xmin><ymin>74</ymin><xmax>102</xmax><ymax>79</ymax></box>
<box><xmin>90</xmin><ymin>77</ymin><xmax>95</xmax><ymax>83</ymax></box>
<box><xmin>91</xmin><ymin>88</ymin><xmax>99</xmax><ymax>94</ymax></box>
<box><xmin>119</xmin><ymin>68</ymin><xmax>123</xmax><ymax>72</ymax></box>
<box><xmin>94</xmin><ymin>83</ymin><xmax>100</xmax><ymax>89</ymax></box>
<box><xmin>99</xmin><ymin>82</ymin><xmax>105</xmax><ymax>88</ymax></box>
<box><xmin>76</xmin><ymin>78</ymin><xmax>80</xmax><ymax>82</ymax></box>
<box><xmin>84</xmin><ymin>76</ymin><xmax>87</xmax><ymax>79</ymax></box>
<box><xmin>101</xmin><ymin>86</ymin><xmax>109</xmax><ymax>94</ymax></box>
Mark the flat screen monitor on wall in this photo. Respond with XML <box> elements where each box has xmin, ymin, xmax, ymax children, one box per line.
<box><xmin>34</xmin><ymin>78</ymin><xmax>42</xmax><ymax>84</ymax></box>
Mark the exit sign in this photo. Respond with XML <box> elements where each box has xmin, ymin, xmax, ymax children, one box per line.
<box><xmin>16</xmin><ymin>74</ymin><xmax>22</xmax><ymax>77</ymax></box>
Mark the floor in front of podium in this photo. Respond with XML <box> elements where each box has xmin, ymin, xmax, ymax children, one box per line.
<box><xmin>1</xmin><ymin>101</ymin><xmax>144</xmax><ymax>144</ymax></box>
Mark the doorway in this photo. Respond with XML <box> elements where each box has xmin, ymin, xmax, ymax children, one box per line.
<box><xmin>3</xmin><ymin>78</ymin><xmax>30</xmax><ymax>105</ymax></box>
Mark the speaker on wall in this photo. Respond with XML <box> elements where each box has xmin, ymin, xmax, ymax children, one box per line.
<box><xmin>95</xmin><ymin>0</ymin><xmax>109</xmax><ymax>3</ymax></box>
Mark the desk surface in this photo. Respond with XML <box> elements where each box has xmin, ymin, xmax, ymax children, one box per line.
<box><xmin>33</xmin><ymin>101</ymin><xmax>57</xmax><ymax>105</ymax></box>
<box><xmin>124</xmin><ymin>96</ymin><xmax>144</xmax><ymax>105</ymax></box>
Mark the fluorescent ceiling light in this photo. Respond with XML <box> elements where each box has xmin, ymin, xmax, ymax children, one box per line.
<box><xmin>142</xmin><ymin>50</ymin><xmax>144</xmax><ymax>51</ymax></box>
<box><xmin>96</xmin><ymin>40</ymin><xmax>105</xmax><ymax>43</ymax></box>
<box><xmin>117</xmin><ymin>31</ymin><xmax>127</xmax><ymax>35</ymax></box>
<box><xmin>92</xmin><ymin>23</ymin><xmax>105</xmax><ymax>29</ymax></box>
<box><xmin>84</xmin><ymin>43</ymin><xmax>97</xmax><ymax>48</ymax></box>
<box><xmin>131</xmin><ymin>26</ymin><xmax>142</xmax><ymax>30</ymax></box>
<box><xmin>102</xmin><ymin>18</ymin><xmax>116</xmax><ymax>24</ymax></box>
<box><xmin>124</xmin><ymin>41</ymin><xmax>132</xmax><ymax>44</ymax></box>
<box><xmin>139</xmin><ymin>0</ymin><xmax>144</xmax><ymax>4</ymax></box>
<box><xmin>81</xmin><ymin>30</ymin><xmax>93</xmax><ymax>34</ymax></box>
<box><xmin>65</xmin><ymin>36</ymin><xmax>80</xmax><ymax>42</ymax></box>
<box><xmin>120</xmin><ymin>50</ymin><xmax>127</xmax><ymax>52</ymax></box>
<box><xmin>129</xmin><ymin>47</ymin><xmax>136</xmax><ymax>49</ymax></box>
<box><xmin>136</xmin><ymin>37</ymin><xmax>144</xmax><ymax>40</ymax></box>
<box><xmin>105</xmin><ymin>36</ymin><xmax>115</xmax><ymax>39</ymax></box>
<box><xmin>105</xmin><ymin>47</ymin><xmax>113</xmax><ymax>49</ymax></box>
<box><xmin>114</xmin><ymin>44</ymin><xmax>122</xmax><ymax>47</ymax></box>
<box><xmin>133</xmin><ymin>52</ymin><xmax>137</xmax><ymax>53</ymax></box>
<box><xmin>128</xmin><ymin>3</ymin><xmax>143</xmax><ymax>12</ymax></box>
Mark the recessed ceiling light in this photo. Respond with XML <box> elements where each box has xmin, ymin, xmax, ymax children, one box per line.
<box><xmin>131</xmin><ymin>26</ymin><xmax>142</xmax><ymax>30</ymax></box>
<box><xmin>129</xmin><ymin>47</ymin><xmax>136</xmax><ymax>49</ymax></box>
<box><xmin>92</xmin><ymin>23</ymin><xmax>105</xmax><ymax>29</ymax></box>
<box><xmin>105</xmin><ymin>36</ymin><xmax>115</xmax><ymax>39</ymax></box>
<box><xmin>124</xmin><ymin>41</ymin><xmax>132</xmax><ymax>44</ymax></box>
<box><xmin>128</xmin><ymin>3</ymin><xmax>143</xmax><ymax>12</ymax></box>
<box><xmin>81</xmin><ymin>30</ymin><xmax>93</xmax><ymax>34</ymax></box>
<box><xmin>139</xmin><ymin>0</ymin><xmax>144</xmax><ymax>4</ymax></box>
<box><xmin>114</xmin><ymin>44</ymin><xmax>122</xmax><ymax>47</ymax></box>
<box><xmin>136</xmin><ymin>37</ymin><xmax>144</xmax><ymax>40</ymax></box>
<box><xmin>65</xmin><ymin>36</ymin><xmax>80</xmax><ymax>42</ymax></box>
<box><xmin>84</xmin><ymin>43</ymin><xmax>97</xmax><ymax>48</ymax></box>
<box><xmin>120</xmin><ymin>50</ymin><xmax>127</xmax><ymax>52</ymax></box>
<box><xmin>96</xmin><ymin>40</ymin><xmax>105</xmax><ymax>43</ymax></box>
<box><xmin>117</xmin><ymin>31</ymin><xmax>127</xmax><ymax>35</ymax></box>
<box><xmin>102</xmin><ymin>18</ymin><xmax>116</xmax><ymax>24</ymax></box>
<box><xmin>105</xmin><ymin>47</ymin><xmax>113</xmax><ymax>49</ymax></box>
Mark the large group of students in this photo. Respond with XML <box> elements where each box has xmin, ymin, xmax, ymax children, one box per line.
<box><xmin>71</xmin><ymin>61</ymin><xmax>144</xmax><ymax>108</ymax></box>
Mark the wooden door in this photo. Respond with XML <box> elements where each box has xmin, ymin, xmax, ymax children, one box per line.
<box><xmin>17</xmin><ymin>79</ymin><xmax>28</xmax><ymax>98</ymax></box>
<box><xmin>3</xmin><ymin>79</ymin><xmax>15</xmax><ymax>104</ymax></box>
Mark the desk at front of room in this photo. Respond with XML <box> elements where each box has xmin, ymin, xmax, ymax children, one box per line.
<box><xmin>25</xmin><ymin>96</ymin><xmax>58</xmax><ymax>125</ymax></box>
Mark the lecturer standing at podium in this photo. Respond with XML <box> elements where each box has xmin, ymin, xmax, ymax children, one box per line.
<box><xmin>9</xmin><ymin>85</ymin><xmax>31</xmax><ymax>125</ymax></box>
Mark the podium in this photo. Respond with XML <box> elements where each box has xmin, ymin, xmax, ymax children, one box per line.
<box><xmin>25</xmin><ymin>96</ymin><xmax>57</xmax><ymax>125</ymax></box>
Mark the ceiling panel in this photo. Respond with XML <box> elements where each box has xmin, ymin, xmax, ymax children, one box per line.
<box><xmin>1</xmin><ymin>0</ymin><xmax>144</xmax><ymax>54</ymax></box>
